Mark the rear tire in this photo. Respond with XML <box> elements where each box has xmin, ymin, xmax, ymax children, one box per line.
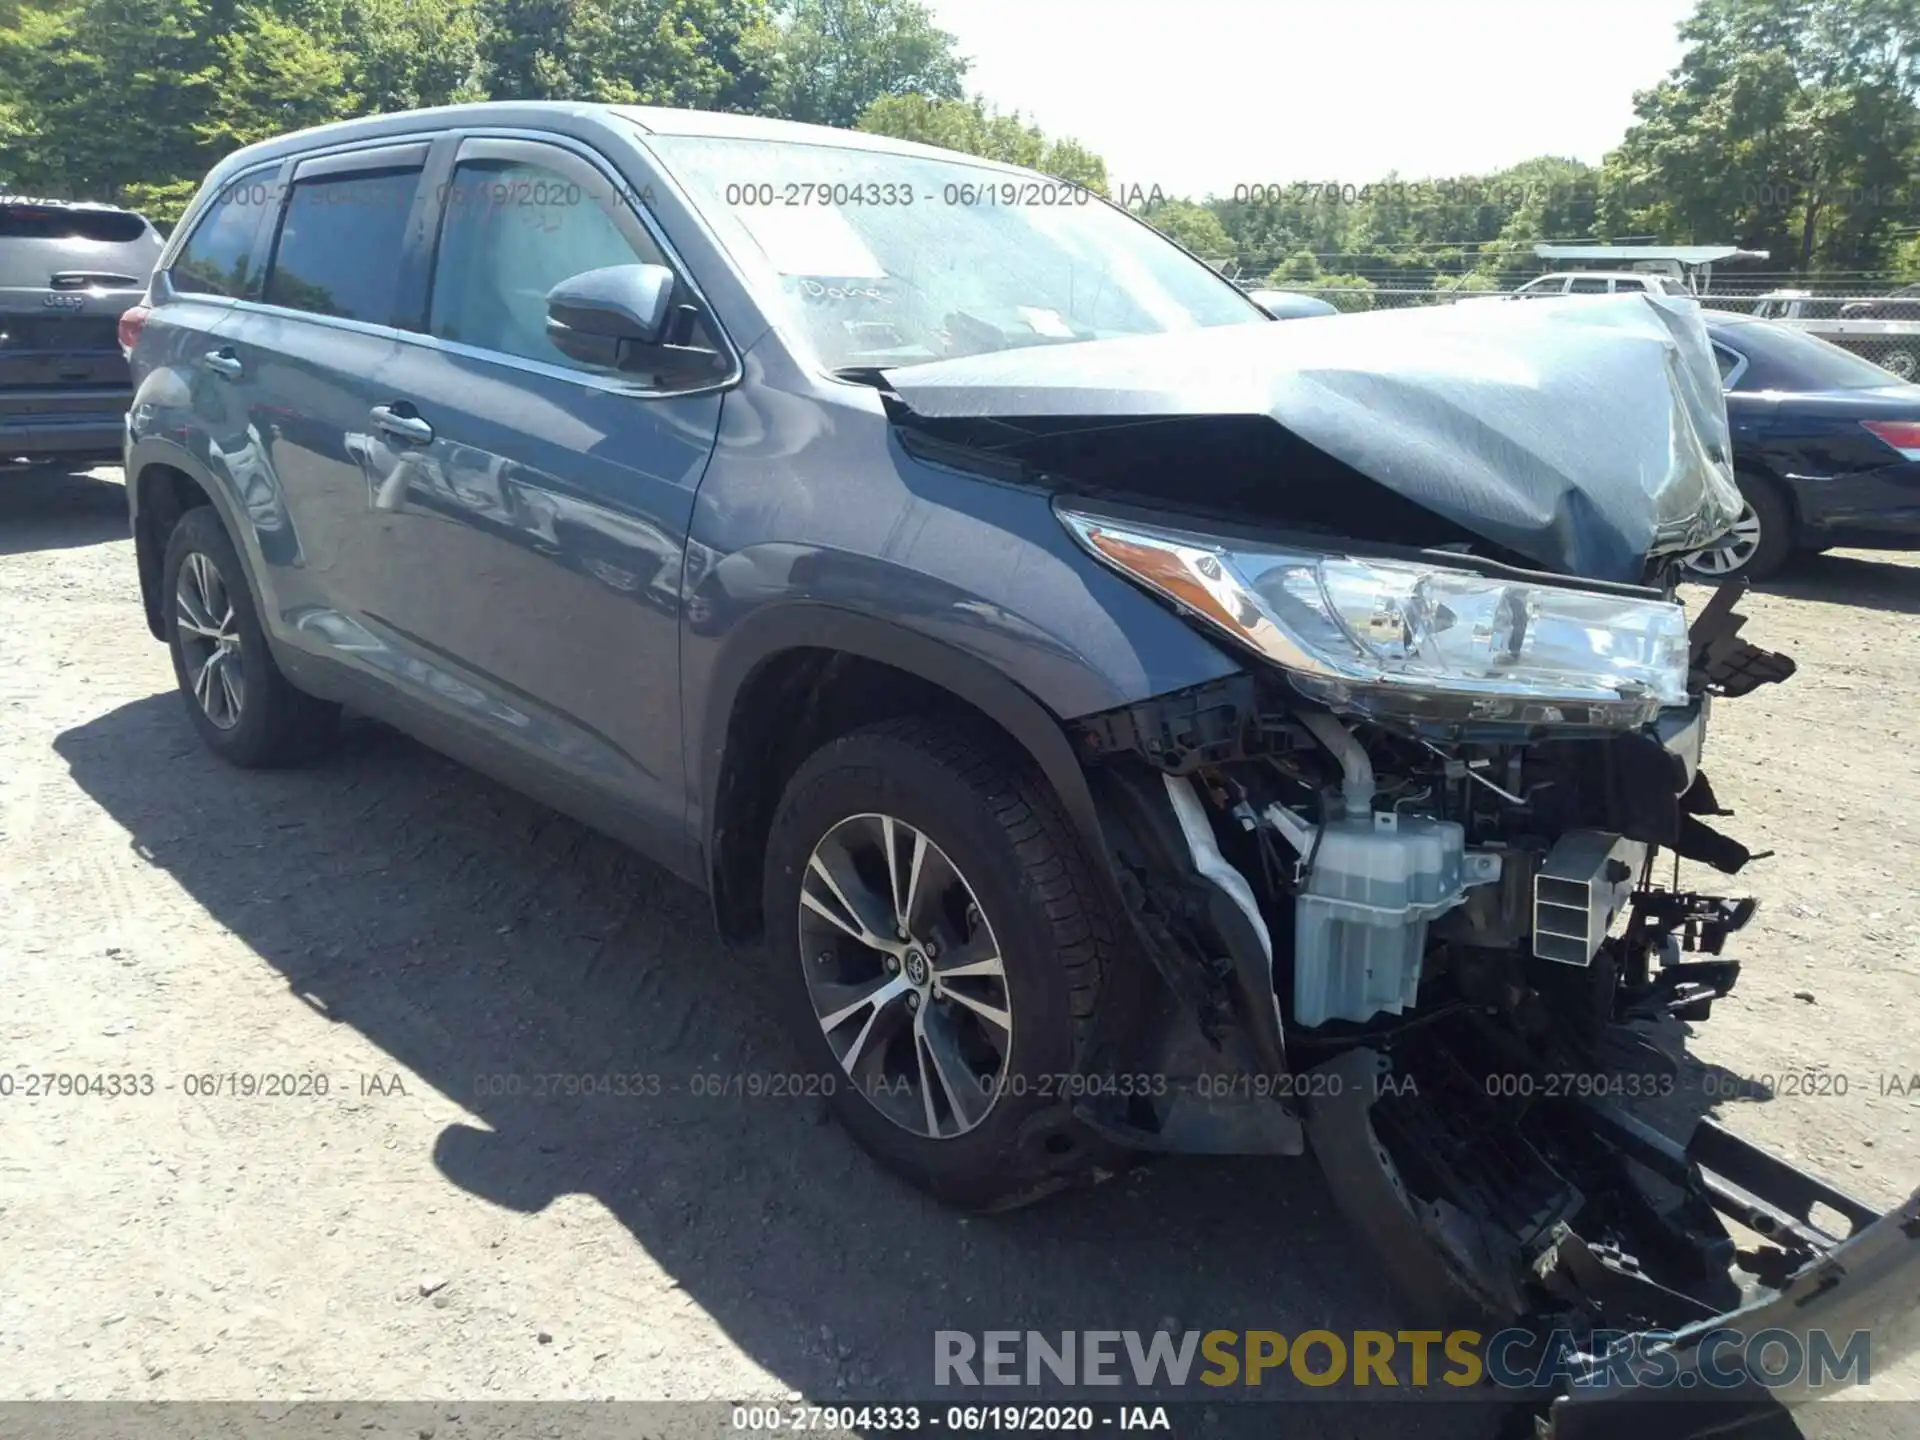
<box><xmin>761</xmin><ymin>716</ymin><xmax>1118</xmax><ymax>1210</ymax></box>
<box><xmin>162</xmin><ymin>506</ymin><xmax>338</xmax><ymax>767</ymax></box>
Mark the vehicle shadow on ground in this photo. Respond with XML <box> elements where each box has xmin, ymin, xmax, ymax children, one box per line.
<box><xmin>0</xmin><ymin>465</ymin><xmax>127</xmax><ymax>556</ymax></box>
<box><xmin>1761</xmin><ymin>551</ymin><xmax>1920</xmax><ymax>616</ymax></box>
<box><xmin>55</xmin><ymin>694</ymin><xmax>1802</xmax><ymax>1438</ymax></box>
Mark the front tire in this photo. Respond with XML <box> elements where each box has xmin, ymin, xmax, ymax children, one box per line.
<box><xmin>761</xmin><ymin>717</ymin><xmax>1116</xmax><ymax>1210</ymax></box>
<box><xmin>162</xmin><ymin>506</ymin><xmax>338</xmax><ymax>767</ymax></box>
<box><xmin>1682</xmin><ymin>472</ymin><xmax>1794</xmax><ymax>583</ymax></box>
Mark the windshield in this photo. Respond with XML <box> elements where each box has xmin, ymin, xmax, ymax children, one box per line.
<box><xmin>646</xmin><ymin>134</ymin><xmax>1266</xmax><ymax>371</ymax></box>
<box><xmin>1728</xmin><ymin>321</ymin><xmax>1910</xmax><ymax>392</ymax></box>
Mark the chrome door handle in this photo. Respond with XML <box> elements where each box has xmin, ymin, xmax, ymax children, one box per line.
<box><xmin>371</xmin><ymin>404</ymin><xmax>433</xmax><ymax>445</ymax></box>
<box><xmin>203</xmin><ymin>348</ymin><xmax>243</xmax><ymax>379</ymax></box>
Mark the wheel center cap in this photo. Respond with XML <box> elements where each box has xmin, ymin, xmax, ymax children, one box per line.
<box><xmin>903</xmin><ymin>949</ymin><xmax>930</xmax><ymax>987</ymax></box>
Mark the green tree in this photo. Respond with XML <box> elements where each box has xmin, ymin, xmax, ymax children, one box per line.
<box><xmin>1260</xmin><ymin>251</ymin><xmax>1375</xmax><ymax>309</ymax></box>
<box><xmin>482</xmin><ymin>0</ymin><xmax>775</xmax><ymax>108</ymax></box>
<box><xmin>349</xmin><ymin>0</ymin><xmax>488</xmax><ymax>113</ymax></box>
<box><xmin>203</xmin><ymin>1</ymin><xmax>354</xmax><ymax>151</ymax></box>
<box><xmin>1464</xmin><ymin>156</ymin><xmax>1605</xmax><ymax>283</ymax></box>
<box><xmin>1892</xmin><ymin>230</ymin><xmax>1920</xmax><ymax>278</ymax></box>
<box><xmin>1139</xmin><ymin>197</ymin><xmax>1233</xmax><ymax>267</ymax></box>
<box><xmin>1211</xmin><ymin>188</ymin><xmax>1353</xmax><ymax>283</ymax></box>
<box><xmin>0</xmin><ymin>0</ymin><xmax>489</xmax><ymax>219</ymax></box>
<box><xmin>856</xmin><ymin>93</ymin><xmax>1107</xmax><ymax>191</ymax></box>
<box><xmin>768</xmin><ymin>0</ymin><xmax>964</xmax><ymax>128</ymax></box>
<box><xmin>1308</xmin><ymin>272</ymin><xmax>1377</xmax><ymax>311</ymax></box>
<box><xmin>0</xmin><ymin>0</ymin><xmax>229</xmax><ymax>201</ymax></box>
<box><xmin>1600</xmin><ymin>0</ymin><xmax>1920</xmax><ymax>273</ymax></box>
<box><xmin>1264</xmin><ymin>248</ymin><xmax>1324</xmax><ymax>285</ymax></box>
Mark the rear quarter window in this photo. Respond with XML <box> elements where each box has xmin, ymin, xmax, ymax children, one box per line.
<box><xmin>171</xmin><ymin>177</ymin><xmax>275</xmax><ymax>298</ymax></box>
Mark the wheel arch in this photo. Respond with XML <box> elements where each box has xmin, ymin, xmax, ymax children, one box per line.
<box><xmin>1731</xmin><ymin>456</ymin><xmax>1817</xmax><ymax>541</ymax></box>
<box><xmin>130</xmin><ymin>451</ymin><xmax>225</xmax><ymax>641</ymax></box>
<box><xmin>697</xmin><ymin>607</ymin><xmax>1112</xmax><ymax>946</ymax></box>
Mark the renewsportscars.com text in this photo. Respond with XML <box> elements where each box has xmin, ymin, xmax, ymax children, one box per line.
<box><xmin>934</xmin><ymin>1327</ymin><xmax>1873</xmax><ymax>1392</ymax></box>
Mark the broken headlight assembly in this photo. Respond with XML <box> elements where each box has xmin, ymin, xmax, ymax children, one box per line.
<box><xmin>1059</xmin><ymin>507</ymin><xmax>1691</xmax><ymax>727</ymax></box>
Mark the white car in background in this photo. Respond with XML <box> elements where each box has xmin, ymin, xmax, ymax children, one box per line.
<box><xmin>1459</xmin><ymin>271</ymin><xmax>1697</xmax><ymax>304</ymax></box>
<box><xmin>1513</xmin><ymin>270</ymin><xmax>1694</xmax><ymax>298</ymax></box>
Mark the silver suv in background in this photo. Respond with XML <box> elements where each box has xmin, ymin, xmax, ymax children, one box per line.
<box><xmin>0</xmin><ymin>196</ymin><xmax>162</xmax><ymax>467</ymax></box>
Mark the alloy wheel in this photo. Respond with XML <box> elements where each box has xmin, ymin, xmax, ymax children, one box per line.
<box><xmin>175</xmin><ymin>550</ymin><xmax>246</xmax><ymax>730</ymax></box>
<box><xmin>797</xmin><ymin>813</ymin><xmax>1012</xmax><ymax>1139</ymax></box>
<box><xmin>1684</xmin><ymin>503</ymin><xmax>1763</xmax><ymax>578</ymax></box>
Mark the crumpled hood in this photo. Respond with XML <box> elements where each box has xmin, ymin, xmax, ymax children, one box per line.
<box><xmin>880</xmin><ymin>294</ymin><xmax>1742</xmax><ymax>583</ymax></box>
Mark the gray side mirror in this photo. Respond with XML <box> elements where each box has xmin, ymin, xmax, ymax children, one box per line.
<box><xmin>545</xmin><ymin>263</ymin><xmax>682</xmax><ymax>369</ymax></box>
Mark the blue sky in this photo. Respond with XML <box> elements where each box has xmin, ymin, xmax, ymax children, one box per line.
<box><xmin>922</xmin><ymin>0</ymin><xmax>1698</xmax><ymax>197</ymax></box>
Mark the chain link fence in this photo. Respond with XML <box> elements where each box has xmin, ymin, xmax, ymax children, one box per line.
<box><xmin>1247</xmin><ymin>283</ymin><xmax>1920</xmax><ymax>380</ymax></box>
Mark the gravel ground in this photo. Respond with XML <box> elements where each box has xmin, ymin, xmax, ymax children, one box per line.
<box><xmin>2</xmin><ymin>465</ymin><xmax>1917</xmax><ymax>1437</ymax></box>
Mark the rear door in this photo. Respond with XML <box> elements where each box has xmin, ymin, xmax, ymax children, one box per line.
<box><xmin>0</xmin><ymin>200</ymin><xmax>161</xmax><ymax>453</ymax></box>
<box><xmin>213</xmin><ymin>141</ymin><xmax>432</xmax><ymax>625</ymax></box>
<box><xmin>358</xmin><ymin>132</ymin><xmax>730</xmax><ymax>857</ymax></box>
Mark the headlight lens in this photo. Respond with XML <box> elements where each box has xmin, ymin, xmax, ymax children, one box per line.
<box><xmin>1061</xmin><ymin>509</ymin><xmax>1691</xmax><ymax>728</ymax></box>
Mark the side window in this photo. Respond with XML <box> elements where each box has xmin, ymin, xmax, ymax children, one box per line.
<box><xmin>1612</xmin><ymin>277</ymin><xmax>1649</xmax><ymax>292</ymax></box>
<box><xmin>1567</xmin><ymin>276</ymin><xmax>1610</xmax><ymax>294</ymax></box>
<box><xmin>170</xmin><ymin>172</ymin><xmax>274</xmax><ymax>297</ymax></box>
<box><xmin>1712</xmin><ymin>344</ymin><xmax>1744</xmax><ymax>387</ymax></box>
<box><xmin>1516</xmin><ymin>278</ymin><xmax>1562</xmax><ymax>298</ymax></box>
<box><xmin>427</xmin><ymin>152</ymin><xmax>687</xmax><ymax>374</ymax></box>
<box><xmin>263</xmin><ymin>165</ymin><xmax>422</xmax><ymax>324</ymax></box>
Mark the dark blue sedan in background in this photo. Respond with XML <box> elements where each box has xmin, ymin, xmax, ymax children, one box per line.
<box><xmin>1687</xmin><ymin>310</ymin><xmax>1920</xmax><ymax>581</ymax></box>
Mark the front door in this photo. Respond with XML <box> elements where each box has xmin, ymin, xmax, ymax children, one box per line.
<box><xmin>355</xmin><ymin>134</ymin><xmax>728</xmax><ymax>861</ymax></box>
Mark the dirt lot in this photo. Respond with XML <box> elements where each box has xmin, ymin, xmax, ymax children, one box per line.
<box><xmin>3</xmin><ymin>464</ymin><xmax>1918</xmax><ymax>1435</ymax></box>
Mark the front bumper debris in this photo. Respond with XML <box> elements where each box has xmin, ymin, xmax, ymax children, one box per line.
<box><xmin>1545</xmin><ymin>1183</ymin><xmax>1920</xmax><ymax>1437</ymax></box>
<box><xmin>1305</xmin><ymin>1041</ymin><xmax>1919</xmax><ymax>1434</ymax></box>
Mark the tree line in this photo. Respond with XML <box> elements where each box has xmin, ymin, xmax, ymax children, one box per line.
<box><xmin>2</xmin><ymin>0</ymin><xmax>1914</xmax><ymax>296</ymax></box>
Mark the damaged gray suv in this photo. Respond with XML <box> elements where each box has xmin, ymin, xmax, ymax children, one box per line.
<box><xmin>124</xmin><ymin>104</ymin><xmax>1920</xmax><ymax>1428</ymax></box>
